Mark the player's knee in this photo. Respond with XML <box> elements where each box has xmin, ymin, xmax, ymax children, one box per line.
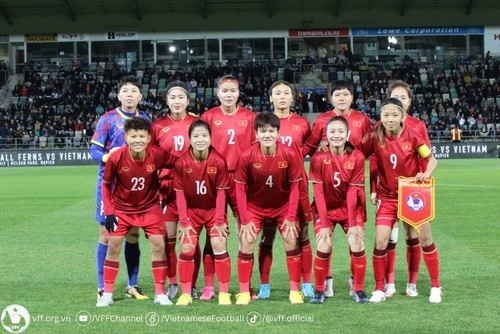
<box><xmin>180</xmin><ymin>243</ymin><xmax>195</xmax><ymax>255</ymax></box>
<box><xmin>210</xmin><ymin>238</ymin><xmax>226</xmax><ymax>253</ymax></box>
<box><xmin>317</xmin><ymin>240</ymin><xmax>331</xmax><ymax>254</ymax></box>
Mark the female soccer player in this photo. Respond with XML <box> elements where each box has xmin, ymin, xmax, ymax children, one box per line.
<box><xmin>151</xmin><ymin>80</ymin><xmax>199</xmax><ymax>300</ymax></box>
<box><xmin>309</xmin><ymin>116</ymin><xmax>369</xmax><ymax>304</ymax></box>
<box><xmin>304</xmin><ymin>79</ymin><xmax>372</xmax><ymax>297</ymax></box>
<box><xmin>174</xmin><ymin>120</ymin><xmax>232</xmax><ymax>306</ymax></box>
<box><xmin>359</xmin><ymin>98</ymin><xmax>442</xmax><ymax>304</ymax></box>
<box><xmin>201</xmin><ymin>75</ymin><xmax>256</xmax><ymax>300</ymax></box>
<box><xmin>97</xmin><ymin>117</ymin><xmax>176</xmax><ymax>307</ymax></box>
<box><xmin>90</xmin><ymin>76</ymin><xmax>149</xmax><ymax>302</ymax></box>
<box><xmin>234</xmin><ymin>112</ymin><xmax>303</xmax><ymax>305</ymax></box>
<box><xmin>373</xmin><ymin>80</ymin><xmax>431</xmax><ymax>298</ymax></box>
<box><xmin>257</xmin><ymin>80</ymin><xmax>314</xmax><ymax>299</ymax></box>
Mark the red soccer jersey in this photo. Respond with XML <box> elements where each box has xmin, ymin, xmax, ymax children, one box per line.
<box><xmin>173</xmin><ymin>147</ymin><xmax>229</xmax><ymax>210</ymax></box>
<box><xmin>359</xmin><ymin>126</ymin><xmax>432</xmax><ymax>199</ymax></box>
<box><xmin>277</xmin><ymin>112</ymin><xmax>311</xmax><ymax>158</ymax></box>
<box><xmin>309</xmin><ymin>149</ymin><xmax>365</xmax><ymax>210</ymax></box>
<box><xmin>405</xmin><ymin>115</ymin><xmax>431</xmax><ymax>147</ymax></box>
<box><xmin>102</xmin><ymin>145</ymin><xmax>176</xmax><ymax>213</ymax></box>
<box><xmin>235</xmin><ymin>142</ymin><xmax>302</xmax><ymax>209</ymax></box>
<box><xmin>201</xmin><ymin>106</ymin><xmax>256</xmax><ymax>171</ymax></box>
<box><xmin>305</xmin><ymin>109</ymin><xmax>372</xmax><ymax>149</ymax></box>
<box><xmin>151</xmin><ymin>114</ymin><xmax>198</xmax><ymax>180</ymax></box>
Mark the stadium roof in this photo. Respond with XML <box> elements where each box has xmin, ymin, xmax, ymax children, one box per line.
<box><xmin>0</xmin><ymin>0</ymin><xmax>499</xmax><ymax>34</ymax></box>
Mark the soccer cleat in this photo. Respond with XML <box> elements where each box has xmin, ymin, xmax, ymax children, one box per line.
<box><xmin>175</xmin><ymin>293</ymin><xmax>193</xmax><ymax>306</ymax></box>
<box><xmin>257</xmin><ymin>284</ymin><xmax>271</xmax><ymax>299</ymax></box>
<box><xmin>324</xmin><ymin>277</ymin><xmax>334</xmax><ymax>298</ymax></box>
<box><xmin>289</xmin><ymin>291</ymin><xmax>305</xmax><ymax>304</ymax></box>
<box><xmin>369</xmin><ymin>290</ymin><xmax>386</xmax><ymax>303</ymax></box>
<box><xmin>310</xmin><ymin>290</ymin><xmax>325</xmax><ymax>304</ymax></box>
<box><xmin>429</xmin><ymin>287</ymin><xmax>442</xmax><ymax>303</ymax></box>
<box><xmin>125</xmin><ymin>285</ymin><xmax>149</xmax><ymax>300</ymax></box>
<box><xmin>301</xmin><ymin>283</ymin><xmax>315</xmax><ymax>298</ymax></box>
<box><xmin>191</xmin><ymin>287</ymin><xmax>199</xmax><ymax>299</ymax></box>
<box><xmin>96</xmin><ymin>292</ymin><xmax>113</xmax><ymax>307</ymax></box>
<box><xmin>199</xmin><ymin>287</ymin><xmax>216</xmax><ymax>301</ymax></box>
<box><xmin>97</xmin><ymin>288</ymin><xmax>104</xmax><ymax>302</ymax></box>
<box><xmin>347</xmin><ymin>277</ymin><xmax>354</xmax><ymax>296</ymax></box>
<box><xmin>218</xmin><ymin>293</ymin><xmax>232</xmax><ymax>305</ymax></box>
<box><xmin>250</xmin><ymin>287</ymin><xmax>259</xmax><ymax>300</ymax></box>
<box><xmin>154</xmin><ymin>294</ymin><xmax>173</xmax><ymax>306</ymax></box>
<box><xmin>167</xmin><ymin>284</ymin><xmax>179</xmax><ymax>300</ymax></box>
<box><xmin>235</xmin><ymin>292</ymin><xmax>251</xmax><ymax>306</ymax></box>
<box><xmin>384</xmin><ymin>283</ymin><xmax>396</xmax><ymax>298</ymax></box>
<box><xmin>352</xmin><ymin>291</ymin><xmax>370</xmax><ymax>303</ymax></box>
<box><xmin>406</xmin><ymin>283</ymin><xmax>419</xmax><ymax>297</ymax></box>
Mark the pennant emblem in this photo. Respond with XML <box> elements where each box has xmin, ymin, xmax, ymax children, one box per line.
<box><xmin>402</xmin><ymin>142</ymin><xmax>412</xmax><ymax>151</ymax></box>
<box><xmin>398</xmin><ymin>177</ymin><xmax>435</xmax><ymax>228</ymax></box>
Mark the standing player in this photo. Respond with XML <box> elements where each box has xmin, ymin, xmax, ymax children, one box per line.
<box><xmin>309</xmin><ymin>116</ymin><xmax>369</xmax><ymax>304</ymax></box>
<box><xmin>151</xmin><ymin>81</ymin><xmax>199</xmax><ymax>300</ymax></box>
<box><xmin>234</xmin><ymin>112</ymin><xmax>303</xmax><ymax>305</ymax></box>
<box><xmin>96</xmin><ymin>117</ymin><xmax>176</xmax><ymax>307</ymax></box>
<box><xmin>201</xmin><ymin>75</ymin><xmax>256</xmax><ymax>300</ymax></box>
<box><xmin>90</xmin><ymin>76</ymin><xmax>149</xmax><ymax>301</ymax></box>
<box><xmin>257</xmin><ymin>80</ymin><xmax>314</xmax><ymax>299</ymax></box>
<box><xmin>371</xmin><ymin>80</ymin><xmax>431</xmax><ymax>298</ymax></box>
<box><xmin>174</xmin><ymin>120</ymin><xmax>232</xmax><ymax>306</ymax></box>
<box><xmin>304</xmin><ymin>79</ymin><xmax>372</xmax><ymax>297</ymax></box>
<box><xmin>358</xmin><ymin>98</ymin><xmax>442</xmax><ymax>304</ymax></box>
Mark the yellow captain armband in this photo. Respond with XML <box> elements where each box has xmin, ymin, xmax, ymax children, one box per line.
<box><xmin>416</xmin><ymin>144</ymin><xmax>432</xmax><ymax>159</ymax></box>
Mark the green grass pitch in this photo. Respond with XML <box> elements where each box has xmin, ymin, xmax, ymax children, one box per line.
<box><xmin>0</xmin><ymin>159</ymin><xmax>499</xmax><ymax>333</ymax></box>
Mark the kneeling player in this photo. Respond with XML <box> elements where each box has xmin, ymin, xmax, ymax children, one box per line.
<box><xmin>97</xmin><ymin>117</ymin><xmax>176</xmax><ymax>307</ymax></box>
<box><xmin>309</xmin><ymin>116</ymin><xmax>369</xmax><ymax>304</ymax></box>
<box><xmin>235</xmin><ymin>112</ymin><xmax>303</xmax><ymax>305</ymax></box>
<box><xmin>174</xmin><ymin>120</ymin><xmax>232</xmax><ymax>306</ymax></box>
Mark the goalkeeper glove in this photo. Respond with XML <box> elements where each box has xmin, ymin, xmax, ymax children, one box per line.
<box><xmin>105</xmin><ymin>214</ymin><xmax>118</xmax><ymax>233</ymax></box>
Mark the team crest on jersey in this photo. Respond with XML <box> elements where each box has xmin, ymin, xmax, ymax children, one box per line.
<box><xmin>344</xmin><ymin>161</ymin><xmax>354</xmax><ymax>169</ymax></box>
<box><xmin>185</xmin><ymin>167</ymin><xmax>193</xmax><ymax>174</ymax></box>
<box><xmin>238</xmin><ymin>120</ymin><xmax>248</xmax><ymax>126</ymax></box>
<box><xmin>292</xmin><ymin>125</ymin><xmax>301</xmax><ymax>131</ymax></box>
<box><xmin>207</xmin><ymin>166</ymin><xmax>217</xmax><ymax>174</ymax></box>
<box><xmin>378</xmin><ymin>142</ymin><xmax>387</xmax><ymax>149</ymax></box>
<box><xmin>402</xmin><ymin>142</ymin><xmax>412</xmax><ymax>151</ymax></box>
<box><xmin>117</xmin><ymin>124</ymin><xmax>124</xmax><ymax>129</ymax></box>
<box><xmin>121</xmin><ymin>167</ymin><xmax>130</xmax><ymax>172</ymax></box>
<box><xmin>352</xmin><ymin>121</ymin><xmax>361</xmax><ymax>127</ymax></box>
<box><xmin>253</xmin><ymin>163</ymin><xmax>263</xmax><ymax>169</ymax></box>
<box><xmin>323</xmin><ymin>159</ymin><xmax>331</xmax><ymax>165</ymax></box>
<box><xmin>161</xmin><ymin>127</ymin><xmax>170</xmax><ymax>133</ymax></box>
<box><xmin>147</xmin><ymin>164</ymin><xmax>155</xmax><ymax>172</ymax></box>
<box><xmin>278</xmin><ymin>161</ymin><xmax>288</xmax><ymax>168</ymax></box>
<box><xmin>214</xmin><ymin>120</ymin><xmax>223</xmax><ymax>126</ymax></box>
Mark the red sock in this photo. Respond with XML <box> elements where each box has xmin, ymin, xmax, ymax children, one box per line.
<box><xmin>406</xmin><ymin>238</ymin><xmax>422</xmax><ymax>284</ymax></box>
<box><xmin>237</xmin><ymin>251</ymin><xmax>254</xmax><ymax>293</ymax></box>
<box><xmin>386</xmin><ymin>242</ymin><xmax>397</xmax><ymax>285</ymax></box>
<box><xmin>258</xmin><ymin>243</ymin><xmax>273</xmax><ymax>284</ymax></box>
<box><xmin>166</xmin><ymin>237</ymin><xmax>177</xmax><ymax>285</ymax></box>
<box><xmin>326</xmin><ymin>251</ymin><xmax>333</xmax><ymax>278</ymax></box>
<box><xmin>192</xmin><ymin>243</ymin><xmax>201</xmax><ymax>288</ymax></box>
<box><xmin>214</xmin><ymin>252</ymin><xmax>231</xmax><ymax>293</ymax></box>
<box><xmin>152</xmin><ymin>260</ymin><xmax>168</xmax><ymax>295</ymax></box>
<box><xmin>422</xmin><ymin>243</ymin><xmax>440</xmax><ymax>287</ymax></box>
<box><xmin>178</xmin><ymin>253</ymin><xmax>195</xmax><ymax>294</ymax></box>
<box><xmin>373</xmin><ymin>248</ymin><xmax>387</xmax><ymax>291</ymax></box>
<box><xmin>103</xmin><ymin>260</ymin><xmax>119</xmax><ymax>293</ymax></box>
<box><xmin>286</xmin><ymin>248</ymin><xmax>302</xmax><ymax>291</ymax></box>
<box><xmin>299</xmin><ymin>239</ymin><xmax>313</xmax><ymax>283</ymax></box>
<box><xmin>313</xmin><ymin>251</ymin><xmax>329</xmax><ymax>292</ymax></box>
<box><xmin>351</xmin><ymin>250</ymin><xmax>367</xmax><ymax>292</ymax></box>
<box><xmin>203</xmin><ymin>244</ymin><xmax>215</xmax><ymax>288</ymax></box>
